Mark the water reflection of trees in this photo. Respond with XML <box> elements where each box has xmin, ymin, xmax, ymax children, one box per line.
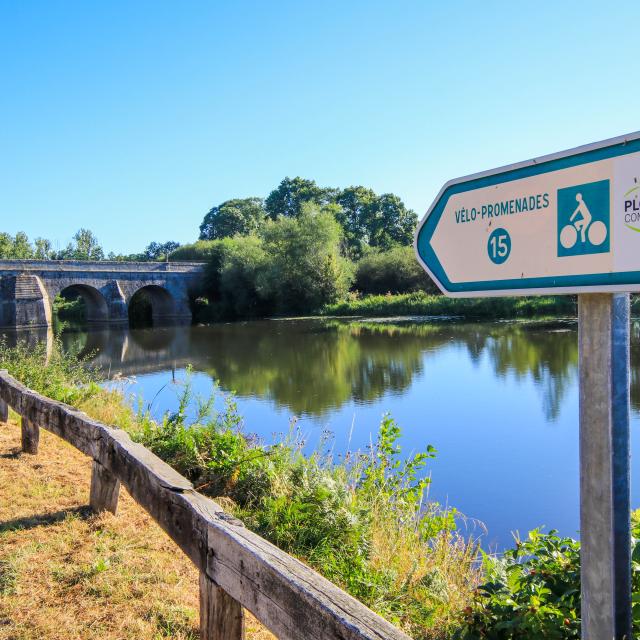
<box><xmin>482</xmin><ymin>324</ymin><xmax>578</xmax><ymax>420</ymax></box>
<box><xmin>19</xmin><ymin>318</ymin><xmax>594</xmax><ymax>419</ymax></box>
<box><xmin>191</xmin><ymin>321</ymin><xmax>429</xmax><ymax>415</ymax></box>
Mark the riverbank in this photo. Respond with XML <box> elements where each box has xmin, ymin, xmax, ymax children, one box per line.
<box><xmin>322</xmin><ymin>292</ymin><xmax>640</xmax><ymax>320</ymax></box>
<box><xmin>4</xmin><ymin>340</ymin><xmax>640</xmax><ymax>639</ymax></box>
<box><xmin>322</xmin><ymin>292</ymin><xmax>578</xmax><ymax>319</ymax></box>
<box><xmin>0</xmin><ymin>341</ymin><xmax>479</xmax><ymax>639</ymax></box>
<box><xmin>0</xmin><ymin>417</ymin><xmax>273</xmax><ymax>640</ymax></box>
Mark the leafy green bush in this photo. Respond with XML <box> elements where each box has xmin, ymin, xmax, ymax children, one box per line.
<box><xmin>355</xmin><ymin>246</ymin><xmax>439</xmax><ymax>295</ymax></box>
<box><xmin>168</xmin><ymin>240</ymin><xmax>221</xmax><ymax>261</ymax></box>
<box><xmin>457</xmin><ymin>530</ymin><xmax>581</xmax><ymax>639</ymax></box>
<box><xmin>457</xmin><ymin>512</ymin><xmax>640</xmax><ymax>638</ymax></box>
<box><xmin>257</xmin><ymin>204</ymin><xmax>354</xmax><ymax>314</ymax></box>
<box><xmin>52</xmin><ymin>294</ymin><xmax>86</xmax><ymax>322</ymax></box>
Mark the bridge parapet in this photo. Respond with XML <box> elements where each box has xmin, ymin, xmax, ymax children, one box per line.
<box><xmin>0</xmin><ymin>260</ymin><xmax>204</xmax><ymax>273</ymax></box>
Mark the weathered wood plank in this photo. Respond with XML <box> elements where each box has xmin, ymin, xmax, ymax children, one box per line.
<box><xmin>21</xmin><ymin>416</ymin><xmax>39</xmax><ymax>454</ymax></box>
<box><xmin>90</xmin><ymin>459</ymin><xmax>121</xmax><ymax>514</ymax></box>
<box><xmin>204</xmin><ymin>516</ymin><xmax>411</xmax><ymax>640</ymax></box>
<box><xmin>199</xmin><ymin>572</ymin><xmax>245</xmax><ymax>640</ymax></box>
<box><xmin>0</xmin><ymin>398</ymin><xmax>8</xmax><ymax>423</ymax></box>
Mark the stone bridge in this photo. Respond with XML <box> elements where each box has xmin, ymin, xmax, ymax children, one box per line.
<box><xmin>0</xmin><ymin>260</ymin><xmax>205</xmax><ymax>329</ymax></box>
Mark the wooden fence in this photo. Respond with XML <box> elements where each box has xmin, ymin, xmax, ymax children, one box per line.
<box><xmin>0</xmin><ymin>370</ymin><xmax>411</xmax><ymax>640</ymax></box>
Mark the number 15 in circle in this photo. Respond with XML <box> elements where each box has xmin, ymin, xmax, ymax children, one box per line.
<box><xmin>487</xmin><ymin>228</ymin><xmax>511</xmax><ymax>265</ymax></box>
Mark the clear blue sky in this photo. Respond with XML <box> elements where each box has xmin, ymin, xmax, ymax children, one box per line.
<box><xmin>1</xmin><ymin>0</ymin><xmax>638</xmax><ymax>255</ymax></box>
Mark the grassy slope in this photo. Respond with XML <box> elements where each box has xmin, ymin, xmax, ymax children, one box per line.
<box><xmin>0</xmin><ymin>417</ymin><xmax>273</xmax><ymax>640</ymax></box>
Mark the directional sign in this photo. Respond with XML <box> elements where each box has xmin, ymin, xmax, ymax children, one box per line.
<box><xmin>415</xmin><ymin>132</ymin><xmax>640</xmax><ymax>297</ymax></box>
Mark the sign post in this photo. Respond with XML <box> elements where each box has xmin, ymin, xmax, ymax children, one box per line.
<box><xmin>579</xmin><ymin>293</ymin><xmax>630</xmax><ymax>638</ymax></box>
<box><xmin>415</xmin><ymin>132</ymin><xmax>640</xmax><ymax>639</ymax></box>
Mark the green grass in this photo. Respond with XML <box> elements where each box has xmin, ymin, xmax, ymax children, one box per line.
<box><xmin>323</xmin><ymin>292</ymin><xmax>578</xmax><ymax>319</ymax></box>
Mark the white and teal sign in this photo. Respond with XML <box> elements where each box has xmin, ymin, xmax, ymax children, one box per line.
<box><xmin>415</xmin><ymin>132</ymin><xmax>640</xmax><ymax>297</ymax></box>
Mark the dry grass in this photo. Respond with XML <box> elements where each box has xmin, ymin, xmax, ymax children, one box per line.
<box><xmin>0</xmin><ymin>417</ymin><xmax>274</xmax><ymax>640</ymax></box>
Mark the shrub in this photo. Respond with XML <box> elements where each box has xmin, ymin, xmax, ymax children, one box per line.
<box><xmin>258</xmin><ymin>204</ymin><xmax>354</xmax><ymax>314</ymax></box>
<box><xmin>457</xmin><ymin>512</ymin><xmax>640</xmax><ymax>638</ymax></box>
<box><xmin>355</xmin><ymin>246</ymin><xmax>439</xmax><ymax>295</ymax></box>
<box><xmin>168</xmin><ymin>240</ymin><xmax>221</xmax><ymax>262</ymax></box>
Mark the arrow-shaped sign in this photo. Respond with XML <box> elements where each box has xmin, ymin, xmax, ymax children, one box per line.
<box><xmin>415</xmin><ymin>132</ymin><xmax>640</xmax><ymax>297</ymax></box>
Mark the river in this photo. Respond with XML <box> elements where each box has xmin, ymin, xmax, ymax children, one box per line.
<box><xmin>7</xmin><ymin>317</ymin><xmax>640</xmax><ymax>550</ymax></box>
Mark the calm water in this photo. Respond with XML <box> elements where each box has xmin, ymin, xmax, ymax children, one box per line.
<box><xmin>9</xmin><ymin>318</ymin><xmax>640</xmax><ymax>549</ymax></box>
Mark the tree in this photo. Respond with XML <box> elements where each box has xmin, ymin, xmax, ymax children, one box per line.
<box><xmin>12</xmin><ymin>232</ymin><xmax>34</xmax><ymax>258</ymax></box>
<box><xmin>335</xmin><ymin>186</ymin><xmax>378</xmax><ymax>257</ymax></box>
<box><xmin>264</xmin><ymin>177</ymin><xmax>337</xmax><ymax>219</ymax></box>
<box><xmin>144</xmin><ymin>241</ymin><xmax>181</xmax><ymax>261</ymax></box>
<box><xmin>0</xmin><ymin>232</ymin><xmax>34</xmax><ymax>258</ymax></box>
<box><xmin>364</xmin><ymin>193</ymin><xmax>418</xmax><ymax>249</ymax></box>
<box><xmin>199</xmin><ymin>198</ymin><xmax>265</xmax><ymax>240</ymax></box>
<box><xmin>0</xmin><ymin>233</ymin><xmax>13</xmax><ymax>258</ymax></box>
<box><xmin>34</xmin><ymin>238</ymin><xmax>53</xmax><ymax>259</ymax></box>
<box><xmin>56</xmin><ymin>229</ymin><xmax>104</xmax><ymax>260</ymax></box>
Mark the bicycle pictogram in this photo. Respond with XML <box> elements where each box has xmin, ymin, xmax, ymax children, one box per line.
<box><xmin>559</xmin><ymin>192</ymin><xmax>608</xmax><ymax>249</ymax></box>
<box><xmin>557</xmin><ymin>180</ymin><xmax>610</xmax><ymax>258</ymax></box>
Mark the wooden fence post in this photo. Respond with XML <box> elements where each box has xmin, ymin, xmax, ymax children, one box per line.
<box><xmin>199</xmin><ymin>572</ymin><xmax>245</xmax><ymax>640</ymax></box>
<box><xmin>0</xmin><ymin>399</ymin><xmax>8</xmax><ymax>424</ymax></box>
<box><xmin>21</xmin><ymin>417</ymin><xmax>39</xmax><ymax>454</ymax></box>
<box><xmin>89</xmin><ymin>460</ymin><xmax>121</xmax><ymax>514</ymax></box>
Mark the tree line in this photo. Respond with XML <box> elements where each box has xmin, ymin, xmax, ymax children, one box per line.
<box><xmin>0</xmin><ymin>229</ymin><xmax>179</xmax><ymax>262</ymax></box>
<box><xmin>178</xmin><ymin>176</ymin><xmax>436</xmax><ymax>318</ymax></box>
<box><xmin>0</xmin><ymin>176</ymin><xmax>436</xmax><ymax>318</ymax></box>
<box><xmin>198</xmin><ymin>176</ymin><xmax>418</xmax><ymax>258</ymax></box>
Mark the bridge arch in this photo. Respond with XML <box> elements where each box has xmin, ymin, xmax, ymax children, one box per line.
<box><xmin>128</xmin><ymin>284</ymin><xmax>178</xmax><ymax>326</ymax></box>
<box><xmin>58</xmin><ymin>284</ymin><xmax>110</xmax><ymax>324</ymax></box>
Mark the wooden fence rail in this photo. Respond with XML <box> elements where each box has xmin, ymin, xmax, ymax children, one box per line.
<box><xmin>0</xmin><ymin>370</ymin><xmax>411</xmax><ymax>640</ymax></box>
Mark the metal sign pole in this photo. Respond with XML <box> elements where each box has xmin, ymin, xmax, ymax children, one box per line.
<box><xmin>579</xmin><ymin>293</ymin><xmax>631</xmax><ymax>640</ymax></box>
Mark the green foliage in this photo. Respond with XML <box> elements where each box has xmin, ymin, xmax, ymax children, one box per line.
<box><xmin>0</xmin><ymin>231</ymin><xmax>36</xmax><ymax>259</ymax></box>
<box><xmin>168</xmin><ymin>240</ymin><xmax>222</xmax><ymax>261</ymax></box>
<box><xmin>258</xmin><ymin>204</ymin><xmax>354</xmax><ymax>313</ymax></box>
<box><xmin>458</xmin><ymin>513</ymin><xmax>640</xmax><ymax>638</ymax></box>
<box><xmin>457</xmin><ymin>530</ymin><xmax>581</xmax><ymax>639</ymax></box>
<box><xmin>192</xmin><ymin>208</ymin><xmax>353</xmax><ymax>317</ymax></box>
<box><xmin>52</xmin><ymin>294</ymin><xmax>86</xmax><ymax>323</ymax></box>
<box><xmin>56</xmin><ymin>228</ymin><xmax>104</xmax><ymax>261</ymax></box>
<box><xmin>133</xmin><ymin>385</ymin><xmax>459</xmax><ymax>630</ymax></box>
<box><xmin>199</xmin><ymin>198</ymin><xmax>265</xmax><ymax>240</ymax></box>
<box><xmin>189</xmin><ymin>236</ymin><xmax>270</xmax><ymax>320</ymax></box>
<box><xmin>0</xmin><ymin>339</ymin><xmax>98</xmax><ymax>406</ymax></box>
<box><xmin>324</xmin><ymin>292</ymin><xmax>578</xmax><ymax>320</ymax></box>
<box><xmin>355</xmin><ymin>246</ymin><xmax>439</xmax><ymax>295</ymax></box>
<box><xmin>264</xmin><ymin>177</ymin><xmax>336</xmax><ymax>220</ymax></box>
<box><xmin>107</xmin><ymin>240</ymin><xmax>181</xmax><ymax>262</ymax></box>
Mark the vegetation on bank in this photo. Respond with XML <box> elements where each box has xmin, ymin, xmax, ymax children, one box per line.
<box><xmin>323</xmin><ymin>292</ymin><xmax>579</xmax><ymax>320</ymax></box>
<box><xmin>0</xmin><ymin>340</ymin><xmax>478</xmax><ymax>638</ymax></box>
<box><xmin>3</xmin><ymin>340</ymin><xmax>640</xmax><ymax>638</ymax></box>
